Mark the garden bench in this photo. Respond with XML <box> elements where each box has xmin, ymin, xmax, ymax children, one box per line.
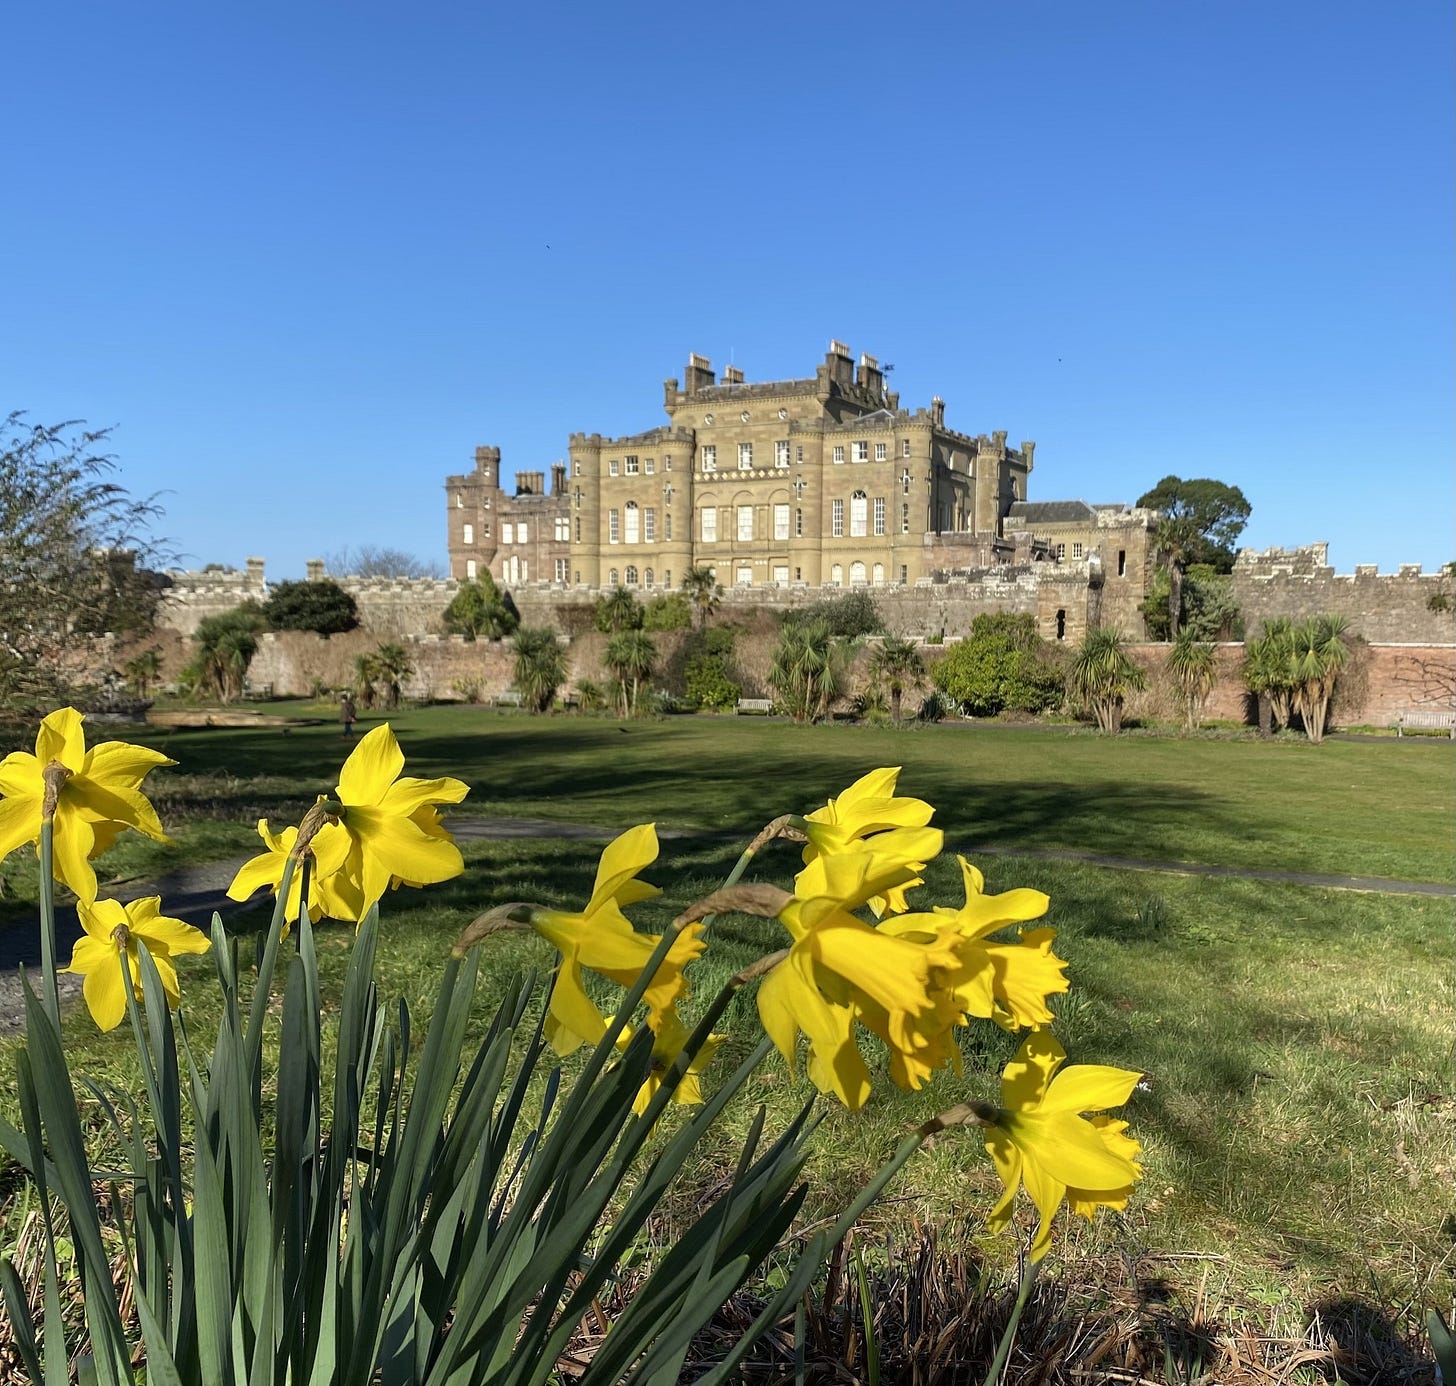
<box><xmin>735</xmin><ymin>698</ymin><xmax>773</xmax><ymax>715</ymax></box>
<box><xmin>494</xmin><ymin>690</ymin><xmax>524</xmax><ymax>709</ymax></box>
<box><xmin>243</xmin><ymin>682</ymin><xmax>274</xmax><ymax>700</ymax></box>
<box><xmin>1396</xmin><ymin>708</ymin><xmax>1455</xmax><ymax>738</ymax></box>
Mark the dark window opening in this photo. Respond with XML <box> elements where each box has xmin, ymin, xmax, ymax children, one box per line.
<box><xmin>1056</xmin><ymin>609</ymin><xmax>1066</xmax><ymax>641</ymax></box>
<box><xmin>1117</xmin><ymin>549</ymin><xmax>1127</xmax><ymax>577</ymax></box>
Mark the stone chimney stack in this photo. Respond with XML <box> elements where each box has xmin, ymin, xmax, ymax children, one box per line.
<box><xmin>683</xmin><ymin>353</ymin><xmax>715</xmax><ymax>395</ymax></box>
<box><xmin>825</xmin><ymin>340</ymin><xmax>854</xmax><ymax>386</ymax></box>
<box><xmin>721</xmin><ymin>364</ymin><xmax>745</xmax><ymax>385</ymax></box>
<box><xmin>550</xmin><ymin>462</ymin><xmax>566</xmax><ymax>495</ymax></box>
<box><xmin>305</xmin><ymin>559</ymin><xmax>325</xmax><ymax>582</ymax></box>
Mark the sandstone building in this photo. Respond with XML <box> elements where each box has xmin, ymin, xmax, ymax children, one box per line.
<box><xmin>446</xmin><ymin>341</ymin><xmax>1049</xmax><ymax>594</ymax></box>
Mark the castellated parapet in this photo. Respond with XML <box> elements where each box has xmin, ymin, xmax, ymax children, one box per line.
<box><xmin>1231</xmin><ymin>546</ymin><xmax>1455</xmax><ymax>644</ymax></box>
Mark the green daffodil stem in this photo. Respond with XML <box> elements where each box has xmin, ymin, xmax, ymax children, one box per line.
<box><xmin>982</xmin><ymin>1254</ymin><xmax>1041</xmax><ymax>1386</ymax></box>
<box><xmin>700</xmin><ymin>815</ymin><xmax>807</xmax><ymax>940</ymax></box>
<box><xmin>36</xmin><ymin>817</ymin><xmax>61</xmax><ymax>1031</ymax></box>
<box><xmin>295</xmin><ymin>855</ymin><xmax>312</xmax><ymax>951</ymax></box>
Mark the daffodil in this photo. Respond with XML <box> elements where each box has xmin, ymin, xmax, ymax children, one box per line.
<box><xmin>61</xmin><ymin>896</ymin><xmax>211</xmax><ymax>1031</ymax></box>
<box><xmin>313</xmin><ymin>723</ymin><xmax>470</xmax><ymax>923</ymax></box>
<box><xmin>879</xmin><ymin>857</ymin><xmax>1069</xmax><ymax>1031</ymax></box>
<box><xmin>616</xmin><ymin>1006</ymin><xmax>723</xmax><ymax>1116</ymax></box>
<box><xmin>799</xmin><ymin>767</ymin><xmax>936</xmax><ymax>915</ymax></box>
<box><xmin>0</xmin><ymin>707</ymin><xmax>172</xmax><ymax>903</ymax></box>
<box><xmin>981</xmin><ymin>1031</ymin><xmax>1142</xmax><ymax>1260</ymax></box>
<box><xmin>226</xmin><ymin>818</ymin><xmax>346</xmax><ymax>928</ymax></box>
<box><xmin>530</xmin><ymin>822</ymin><xmax>704</xmax><ymax>1055</ymax></box>
<box><xmin>760</xmin><ymin>829</ymin><xmax>965</xmax><ymax>1111</ymax></box>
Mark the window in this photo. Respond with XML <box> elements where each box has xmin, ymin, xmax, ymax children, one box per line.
<box><xmin>796</xmin><ymin>445</ymin><xmax>803</xmax><ymax>463</ymax></box>
<box><xmin>873</xmin><ymin>496</ymin><xmax>886</xmax><ymax>535</ymax></box>
<box><xmin>737</xmin><ymin>505</ymin><xmax>753</xmax><ymax>541</ymax></box>
<box><xmin>644</xmin><ymin>507</ymin><xmax>656</xmax><ymax>542</ymax></box>
<box><xmin>738</xmin><ymin>442</ymin><xmax>753</xmax><ymax>468</ymax></box>
<box><xmin>483</xmin><ymin>495</ymin><xmax>491</xmax><ymax>509</ymax></box>
<box><xmin>625</xmin><ymin>455</ymin><xmax>639</xmax><ymax>475</ymax></box>
<box><xmin>625</xmin><ymin>565</ymin><xmax>638</xmax><ymax>586</ymax></box>
<box><xmin>850</xmin><ymin>561</ymin><xmax>866</xmax><ymax>586</ymax></box>
<box><xmin>665</xmin><ymin>569</ymin><xmax>672</xmax><ymax>587</ymax></box>
<box><xmin>518</xmin><ymin>522</ymin><xmax>528</xmax><ymax>543</ymax></box>
<box><xmin>664</xmin><ymin>512</ymin><xmax>672</xmax><ymax>540</ymax></box>
<box><xmin>645</xmin><ymin>567</ymin><xmax>654</xmax><ymax>586</ymax></box>
<box><xmin>775</xmin><ymin>440</ymin><xmax>790</xmax><ymax>468</ymax></box>
<box><xmin>462</xmin><ymin>523</ymin><xmax>474</xmax><ymax>545</ymax></box>
<box><xmin>575</xmin><ymin>570</ymin><xmax>581</xmax><ymax>584</ymax></box>
<box><xmin>773</xmin><ymin>565</ymin><xmax>789</xmax><ymax>586</ymax></box>
<box><xmin>645</xmin><ymin>457</ymin><xmax>655</xmax><ymax>475</ymax></box>
<box><xmin>701</xmin><ymin>507</ymin><xmax>717</xmax><ymax>542</ymax></box>
<box><xmin>625</xmin><ymin>501</ymin><xmax>640</xmax><ymax>544</ymax></box>
<box><xmin>899</xmin><ymin>564</ymin><xmax>908</xmax><ymax>583</ymax></box>
<box><xmin>701</xmin><ymin>445</ymin><xmax>716</xmax><ymax>473</ymax></box>
<box><xmin>736</xmin><ymin>565</ymin><xmax>752</xmax><ymax>587</ymax></box>
<box><xmin>502</xmin><ymin>522</ymin><xmax>514</xmax><ymax>544</ymax></box>
<box><xmin>875</xmin><ymin>442</ymin><xmax>887</xmax><ymax>462</ymax></box>
<box><xmin>1072</xmin><ymin>542</ymin><xmax>1083</xmax><ymax>559</ymax></box>
<box><xmin>573</xmin><ymin>459</ymin><xmax>580</xmax><ymax>476</ymax></box>
<box><xmin>872</xmin><ymin>562</ymin><xmax>884</xmax><ymax>585</ymax></box>
<box><xmin>609</xmin><ymin>568</ymin><xmax>618</xmax><ymax>585</ymax></box>
<box><xmin>901</xmin><ymin>470</ymin><xmax>911</xmax><ymax>495</ymax></box>
<box><xmin>832</xmin><ymin>499</ymin><xmax>844</xmax><ymax>537</ymax></box>
<box><xmin>832</xmin><ymin>445</ymin><xmax>845</xmax><ymax>465</ymax></box>
<box><xmin>773</xmin><ymin>503</ymin><xmax>790</xmax><ymax>540</ymax></box>
<box><xmin>1117</xmin><ymin>549</ymin><xmax>1127</xmax><ymax>577</ymax></box>
<box><xmin>555</xmin><ymin>558</ymin><xmax>568</xmax><ymax>582</ymax></box>
<box><xmin>853</xmin><ymin>441</ymin><xmax>868</xmax><ymax>463</ymax></box>
<box><xmin>574</xmin><ymin>517</ymin><xmax>581</xmax><ymax>542</ymax></box>
<box><xmin>830</xmin><ymin>563</ymin><xmax>843</xmax><ymax>586</ymax></box>
<box><xmin>609</xmin><ymin>459</ymin><xmax>619</xmax><ymax>476</ymax></box>
<box><xmin>555</xmin><ymin>516</ymin><xmax>570</xmax><ymax>541</ymax></box>
<box><xmin>454</xmin><ymin>491</ymin><xmax>463</xmax><ymax>509</ymax></box>
<box><xmin>664</xmin><ymin>454</ymin><xmax>672</xmax><ymax>471</ymax></box>
<box><xmin>1055</xmin><ymin>543</ymin><xmax>1066</xmax><ymax>560</ymax></box>
<box><xmin>465</xmin><ymin>559</ymin><xmax>477</xmax><ymax>579</ymax></box>
<box><xmin>483</xmin><ymin>522</ymin><xmax>490</xmax><ymax>538</ymax></box>
<box><xmin>850</xmin><ymin>491</ymin><xmax>868</xmax><ymax>538</ymax></box>
<box><xmin>795</xmin><ymin>507</ymin><xmax>803</xmax><ymax>537</ymax></box>
<box><xmin>902</xmin><ymin>439</ymin><xmax>911</xmax><ymax>458</ymax></box>
<box><xmin>574</xmin><ymin>487</ymin><xmax>582</xmax><ymax>509</ymax></box>
<box><xmin>794</xmin><ymin>566</ymin><xmax>802</xmax><ymax>581</ymax></box>
<box><xmin>1056</xmin><ymin>610</ymin><xmax>1067</xmax><ymax>641</ymax></box>
<box><xmin>901</xmin><ymin>504</ymin><xmax>910</xmax><ymax>534</ymax></box>
<box><xmin>608</xmin><ymin>509</ymin><xmax>620</xmax><ymax>544</ymax></box>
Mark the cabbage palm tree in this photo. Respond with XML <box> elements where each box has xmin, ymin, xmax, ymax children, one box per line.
<box><xmin>513</xmin><ymin>626</ymin><xmax>567</xmax><ymax>713</ymax></box>
<box><xmin>681</xmin><ymin>566</ymin><xmax>722</xmax><ymax>629</ymax></box>
<box><xmin>1288</xmin><ymin>614</ymin><xmax>1349</xmax><ymax>744</ymax></box>
<box><xmin>604</xmin><ymin>629</ymin><xmax>656</xmax><ymax>715</ymax></box>
<box><xmin>869</xmin><ymin>637</ymin><xmax>925</xmax><ymax>724</ymax></box>
<box><xmin>372</xmin><ymin>642</ymin><xmax>414</xmax><ymax>710</ymax></box>
<box><xmin>1166</xmin><ymin>631</ymin><xmax>1218</xmax><ymax>734</ymax></box>
<box><xmin>1242</xmin><ymin>618</ymin><xmax>1296</xmax><ymax>737</ymax></box>
<box><xmin>768</xmin><ymin>619</ymin><xmax>842</xmax><ymax>723</ymax></box>
<box><xmin>1068</xmin><ymin>628</ymin><xmax>1146</xmax><ymax>734</ymax></box>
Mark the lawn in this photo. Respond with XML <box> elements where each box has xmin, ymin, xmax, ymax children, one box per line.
<box><xmin>1</xmin><ymin>706</ymin><xmax>1451</xmax><ymax>1371</ymax></box>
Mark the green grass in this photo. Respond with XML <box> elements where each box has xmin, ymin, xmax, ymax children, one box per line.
<box><xmin>1</xmin><ymin>705</ymin><xmax>1452</xmax><ymax>1337</ymax></box>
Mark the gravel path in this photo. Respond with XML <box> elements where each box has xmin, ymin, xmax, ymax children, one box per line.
<box><xmin>2</xmin><ymin>816</ymin><xmax>1450</xmax><ymax>1034</ymax></box>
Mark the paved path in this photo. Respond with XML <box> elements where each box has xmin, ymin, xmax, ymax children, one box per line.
<box><xmin>2</xmin><ymin>816</ymin><xmax>1450</xmax><ymax>1033</ymax></box>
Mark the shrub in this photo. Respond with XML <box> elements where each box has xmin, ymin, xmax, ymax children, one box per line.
<box><xmin>444</xmin><ymin>573</ymin><xmax>518</xmax><ymax>641</ymax></box>
<box><xmin>594</xmin><ymin>586</ymin><xmax>643</xmax><ymax>634</ymax></box>
<box><xmin>263</xmin><ymin>579</ymin><xmax>359</xmax><ymax>635</ymax></box>
<box><xmin>642</xmin><ymin>593</ymin><xmax>692</xmax><ymax>630</ymax></box>
<box><xmin>187</xmin><ymin>603</ymin><xmax>268</xmax><ymax>703</ymax></box>
<box><xmin>932</xmin><ymin>613</ymin><xmax>1062</xmax><ymax>716</ymax></box>
<box><xmin>685</xmin><ymin>653</ymin><xmax>741</xmax><ymax>711</ymax></box>
<box><xmin>513</xmin><ymin>626</ymin><xmax>567</xmax><ymax>713</ymax></box>
<box><xmin>449</xmin><ymin>675</ymin><xmax>485</xmax><ymax>703</ymax></box>
<box><xmin>783</xmin><ymin>590</ymin><xmax>884</xmax><ymax>640</ymax></box>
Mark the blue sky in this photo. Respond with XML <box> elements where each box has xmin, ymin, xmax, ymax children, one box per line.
<box><xmin>4</xmin><ymin>1</ymin><xmax>1451</xmax><ymax>578</ymax></box>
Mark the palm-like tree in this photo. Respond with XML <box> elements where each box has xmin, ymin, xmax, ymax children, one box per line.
<box><xmin>1150</xmin><ymin>513</ymin><xmax>1202</xmax><ymax>639</ymax></box>
<box><xmin>513</xmin><ymin>627</ymin><xmax>567</xmax><ymax>713</ymax></box>
<box><xmin>869</xmin><ymin>637</ymin><xmax>926</xmax><ymax>725</ymax></box>
<box><xmin>372</xmin><ymin>642</ymin><xmax>414</xmax><ymax>710</ymax></box>
<box><xmin>1288</xmin><ymin>615</ymin><xmax>1349</xmax><ymax>744</ymax></box>
<box><xmin>123</xmin><ymin>649</ymin><xmax>163</xmax><ymax>699</ymax></box>
<box><xmin>604</xmin><ymin>629</ymin><xmax>656</xmax><ymax>715</ymax></box>
<box><xmin>1165</xmin><ymin>631</ymin><xmax>1218</xmax><ymax>734</ymax></box>
<box><xmin>354</xmin><ymin>652</ymin><xmax>383</xmax><ymax>710</ymax></box>
<box><xmin>768</xmin><ymin>619</ymin><xmax>842</xmax><ymax>723</ymax></box>
<box><xmin>595</xmin><ymin>586</ymin><xmax>642</xmax><ymax>635</ymax></box>
<box><xmin>681</xmin><ymin>566</ymin><xmax>722</xmax><ymax>629</ymax></box>
<box><xmin>1068</xmin><ymin>628</ymin><xmax>1147</xmax><ymax>734</ymax></box>
<box><xmin>1242</xmin><ymin>619</ymin><xmax>1296</xmax><ymax>738</ymax></box>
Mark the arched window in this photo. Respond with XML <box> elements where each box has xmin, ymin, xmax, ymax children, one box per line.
<box><xmin>644</xmin><ymin>567</ymin><xmax>654</xmax><ymax>587</ymax></box>
<box><xmin>608</xmin><ymin>568</ymin><xmax>618</xmax><ymax>585</ymax></box>
<box><xmin>830</xmin><ymin>563</ymin><xmax>843</xmax><ymax>587</ymax></box>
<box><xmin>872</xmin><ymin>562</ymin><xmax>884</xmax><ymax>585</ymax></box>
<box><xmin>850</xmin><ymin>561</ymin><xmax>867</xmax><ymax>586</ymax></box>
<box><xmin>625</xmin><ymin>501</ymin><xmax>640</xmax><ymax>544</ymax></box>
<box><xmin>625</xmin><ymin>565</ymin><xmax>639</xmax><ymax>586</ymax></box>
<box><xmin>850</xmin><ymin>491</ymin><xmax>868</xmax><ymax>537</ymax></box>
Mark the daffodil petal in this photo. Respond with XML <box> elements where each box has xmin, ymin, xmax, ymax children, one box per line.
<box><xmin>1040</xmin><ymin>1061</ymin><xmax>1143</xmax><ymax>1116</ymax></box>
<box><xmin>50</xmin><ymin>808</ymin><xmax>99</xmax><ymax>902</ymax></box>
<box><xmin>587</xmin><ymin>824</ymin><xmax>660</xmax><ymax>912</ymax></box>
<box><xmin>35</xmin><ymin>709</ymin><xmax>86</xmax><ymax>773</ymax></box>
<box><xmin>336</xmin><ymin>724</ymin><xmax>406</xmax><ymax>805</ymax></box>
<box><xmin>1019</xmin><ymin>1148</ymin><xmax>1068</xmax><ymax>1262</ymax></box>
<box><xmin>0</xmin><ymin>753</ymin><xmax>41</xmax><ymax>800</ymax></box>
<box><xmin>1000</xmin><ymin>1031</ymin><xmax>1064</xmax><ymax>1110</ymax></box>
<box><xmin>84</xmin><ymin>740</ymin><xmax>175</xmax><ymax>786</ymax></box>
<box><xmin>756</xmin><ymin>963</ymin><xmax>802</xmax><ymax>1071</ymax></box>
<box><xmin>378</xmin><ymin>774</ymin><xmax>469</xmax><ymax>817</ymax></box>
<box><xmin>0</xmin><ymin>795</ymin><xmax>39</xmax><ymax>860</ymax></box>
<box><xmin>982</xmin><ymin>1129</ymin><xmax>1023</xmax><ymax>1235</ymax></box>
<box><xmin>81</xmin><ymin>955</ymin><xmax>129</xmax><ymax>1031</ymax></box>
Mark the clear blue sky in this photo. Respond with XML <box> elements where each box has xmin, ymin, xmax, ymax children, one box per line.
<box><xmin>5</xmin><ymin>1</ymin><xmax>1451</xmax><ymax>578</ymax></box>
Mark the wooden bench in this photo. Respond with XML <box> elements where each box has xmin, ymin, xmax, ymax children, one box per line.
<box><xmin>1396</xmin><ymin>709</ymin><xmax>1455</xmax><ymax>738</ymax></box>
<box><xmin>494</xmin><ymin>690</ymin><xmax>524</xmax><ymax>709</ymax></box>
<box><xmin>735</xmin><ymin>698</ymin><xmax>773</xmax><ymax>716</ymax></box>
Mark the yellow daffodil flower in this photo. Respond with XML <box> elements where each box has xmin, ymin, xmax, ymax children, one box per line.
<box><xmin>226</xmin><ymin>818</ymin><xmax>346</xmax><ymax>928</ymax></box>
<box><xmin>313</xmin><ymin>724</ymin><xmax>469</xmax><ymax>923</ymax></box>
<box><xmin>762</xmin><ymin>830</ymin><xmax>965</xmax><ymax>1111</ymax></box>
<box><xmin>616</xmin><ymin>1006</ymin><xmax>723</xmax><ymax>1115</ymax></box>
<box><xmin>61</xmin><ymin>896</ymin><xmax>211</xmax><ymax>1031</ymax></box>
<box><xmin>982</xmin><ymin>1031</ymin><xmax>1143</xmax><ymax>1261</ymax></box>
<box><xmin>880</xmin><ymin>857</ymin><xmax>1068</xmax><ymax>1031</ymax></box>
<box><xmin>799</xmin><ymin>767</ymin><xmax>936</xmax><ymax>915</ymax></box>
<box><xmin>0</xmin><ymin>707</ymin><xmax>172</xmax><ymax>903</ymax></box>
<box><xmin>530</xmin><ymin>823</ymin><xmax>704</xmax><ymax>1055</ymax></box>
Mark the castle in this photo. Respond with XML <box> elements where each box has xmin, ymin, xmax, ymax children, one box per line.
<box><xmin>444</xmin><ymin>340</ymin><xmax>1161</xmax><ymax>643</ymax></box>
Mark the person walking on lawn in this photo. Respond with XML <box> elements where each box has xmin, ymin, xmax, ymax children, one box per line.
<box><xmin>339</xmin><ymin>692</ymin><xmax>357</xmax><ymax>740</ymax></box>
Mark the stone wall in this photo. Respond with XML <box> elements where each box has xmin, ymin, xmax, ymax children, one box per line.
<box><xmin>1231</xmin><ymin>546</ymin><xmax>1455</xmax><ymax>644</ymax></box>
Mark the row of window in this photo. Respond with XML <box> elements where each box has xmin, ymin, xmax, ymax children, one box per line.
<box><xmin>606</xmin><ymin>454</ymin><xmax>673</xmax><ymax>477</ymax></box>
<box><xmin>605</xmin><ymin>567</ymin><xmax>671</xmax><ymax>588</ymax></box>
<box><xmin>699</xmin><ymin>439</ymin><xmax>911</xmax><ymax>473</ymax></box>
<box><xmin>725</xmin><ymin>561</ymin><xmax>910</xmax><ymax>588</ymax></box>
<box><xmin>607</xmin><ymin>504</ymin><xmax>668</xmax><ymax>543</ymax></box>
<box><xmin>698</xmin><ymin>496</ymin><xmax>908</xmax><ymax>543</ymax></box>
<box><xmin>1054</xmin><ymin>542</ymin><xmax>1085</xmax><ymax>560</ymax></box>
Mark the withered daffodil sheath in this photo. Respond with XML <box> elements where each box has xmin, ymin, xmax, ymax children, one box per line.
<box><xmin>982</xmin><ymin>1031</ymin><xmax>1143</xmax><ymax>1261</ymax></box>
<box><xmin>62</xmin><ymin>896</ymin><xmax>211</xmax><ymax>1032</ymax></box>
<box><xmin>0</xmin><ymin>707</ymin><xmax>172</xmax><ymax>903</ymax></box>
<box><xmin>530</xmin><ymin>823</ymin><xmax>705</xmax><ymax>1055</ymax></box>
<box><xmin>314</xmin><ymin>724</ymin><xmax>469</xmax><ymax>923</ymax></box>
<box><xmin>799</xmin><ymin>767</ymin><xmax>936</xmax><ymax>915</ymax></box>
